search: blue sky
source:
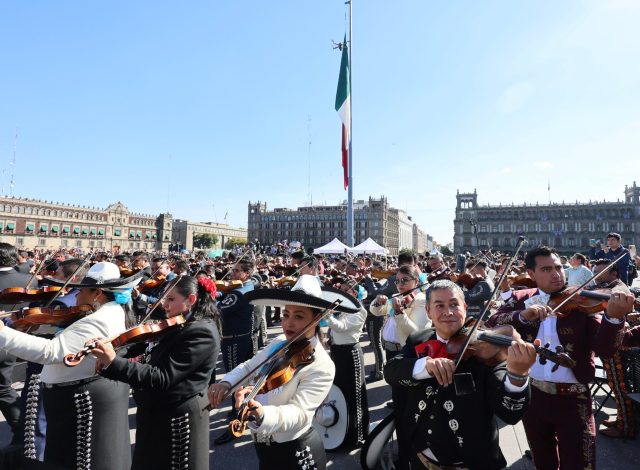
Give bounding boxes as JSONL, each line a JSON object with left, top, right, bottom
{"left": 1, "top": 1, "right": 639, "bottom": 245}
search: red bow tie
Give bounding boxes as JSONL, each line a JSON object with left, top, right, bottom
{"left": 415, "top": 339, "right": 449, "bottom": 359}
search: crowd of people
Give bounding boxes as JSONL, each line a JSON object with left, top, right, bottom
{"left": 0, "top": 232, "right": 638, "bottom": 469}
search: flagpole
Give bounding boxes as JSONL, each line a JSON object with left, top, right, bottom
{"left": 346, "top": 0, "right": 354, "bottom": 247}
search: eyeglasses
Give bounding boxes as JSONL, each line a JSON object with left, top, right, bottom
{"left": 395, "top": 277, "right": 416, "bottom": 286}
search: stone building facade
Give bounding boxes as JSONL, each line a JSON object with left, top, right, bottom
{"left": 247, "top": 197, "right": 430, "bottom": 255}
{"left": 0, "top": 197, "right": 174, "bottom": 252}
{"left": 172, "top": 220, "right": 248, "bottom": 251}
{"left": 453, "top": 182, "right": 640, "bottom": 255}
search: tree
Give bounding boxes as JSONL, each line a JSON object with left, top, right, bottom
{"left": 193, "top": 233, "right": 219, "bottom": 249}
{"left": 225, "top": 237, "right": 248, "bottom": 249}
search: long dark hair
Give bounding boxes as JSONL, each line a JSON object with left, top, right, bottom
{"left": 174, "top": 276, "right": 221, "bottom": 331}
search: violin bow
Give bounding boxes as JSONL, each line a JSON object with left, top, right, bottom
{"left": 546, "top": 250, "right": 630, "bottom": 317}
{"left": 452, "top": 236, "right": 528, "bottom": 369}
{"left": 138, "top": 274, "right": 184, "bottom": 324}
{"left": 43, "top": 252, "right": 93, "bottom": 308}
{"left": 204, "top": 299, "right": 342, "bottom": 411}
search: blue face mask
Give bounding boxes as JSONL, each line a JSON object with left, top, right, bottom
{"left": 113, "top": 288, "right": 133, "bottom": 305}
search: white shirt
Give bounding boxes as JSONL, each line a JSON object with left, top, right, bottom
{"left": 326, "top": 306, "right": 366, "bottom": 345}
{"left": 565, "top": 265, "right": 594, "bottom": 288}
{"left": 223, "top": 335, "right": 335, "bottom": 443}
{"left": 522, "top": 290, "right": 579, "bottom": 383}
{"left": 0, "top": 302, "right": 127, "bottom": 384}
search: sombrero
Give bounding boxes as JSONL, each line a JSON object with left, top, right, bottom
{"left": 244, "top": 274, "right": 361, "bottom": 314}
{"left": 42, "top": 261, "right": 144, "bottom": 291}
{"left": 312, "top": 384, "right": 349, "bottom": 451}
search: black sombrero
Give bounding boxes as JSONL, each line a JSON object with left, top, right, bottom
{"left": 42, "top": 261, "right": 144, "bottom": 291}
{"left": 244, "top": 274, "right": 361, "bottom": 314}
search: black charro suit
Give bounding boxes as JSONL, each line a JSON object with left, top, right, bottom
{"left": 101, "top": 317, "right": 219, "bottom": 470}
{"left": 0, "top": 267, "right": 35, "bottom": 438}
{"left": 384, "top": 328, "right": 530, "bottom": 470}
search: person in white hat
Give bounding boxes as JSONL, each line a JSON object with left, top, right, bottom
{"left": 208, "top": 274, "right": 361, "bottom": 470}
{"left": 0, "top": 261, "right": 141, "bottom": 470}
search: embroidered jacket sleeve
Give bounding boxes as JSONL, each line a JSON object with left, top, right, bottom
{"left": 369, "top": 300, "right": 390, "bottom": 317}
{"left": 395, "top": 296, "right": 428, "bottom": 337}
{"left": 101, "top": 322, "right": 216, "bottom": 392}
{"left": 464, "top": 280, "right": 494, "bottom": 305}
{"left": 383, "top": 333, "right": 424, "bottom": 388}
{"left": 363, "top": 275, "right": 397, "bottom": 298}
{"left": 485, "top": 362, "right": 530, "bottom": 425}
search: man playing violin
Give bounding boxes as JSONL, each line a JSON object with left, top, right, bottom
{"left": 486, "top": 246, "right": 628, "bottom": 470}
{"left": 213, "top": 258, "right": 257, "bottom": 445}
{"left": 132, "top": 257, "right": 174, "bottom": 319}
{"left": 384, "top": 279, "right": 537, "bottom": 470}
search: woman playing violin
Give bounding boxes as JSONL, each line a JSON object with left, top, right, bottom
{"left": 208, "top": 275, "right": 361, "bottom": 470}
{"left": 89, "top": 275, "right": 220, "bottom": 470}
{"left": 0, "top": 262, "right": 140, "bottom": 470}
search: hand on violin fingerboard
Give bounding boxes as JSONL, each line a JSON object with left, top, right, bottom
{"left": 521, "top": 304, "right": 551, "bottom": 322}
{"left": 425, "top": 358, "right": 455, "bottom": 386}
{"left": 606, "top": 291, "right": 636, "bottom": 319}
{"left": 506, "top": 339, "right": 538, "bottom": 378}
{"left": 88, "top": 339, "right": 116, "bottom": 371}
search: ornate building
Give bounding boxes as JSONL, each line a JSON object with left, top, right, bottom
{"left": 0, "top": 197, "right": 173, "bottom": 251}
{"left": 171, "top": 220, "right": 247, "bottom": 251}
{"left": 453, "top": 183, "right": 640, "bottom": 255}
{"left": 247, "top": 197, "right": 430, "bottom": 255}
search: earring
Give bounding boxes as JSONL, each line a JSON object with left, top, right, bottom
{"left": 92, "top": 298, "right": 101, "bottom": 310}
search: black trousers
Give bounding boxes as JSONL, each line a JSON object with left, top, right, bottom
{"left": 366, "top": 314, "right": 384, "bottom": 375}
{"left": 0, "top": 350, "right": 20, "bottom": 438}
{"left": 42, "top": 377, "right": 131, "bottom": 470}
{"left": 330, "top": 343, "right": 369, "bottom": 448}
{"left": 133, "top": 392, "right": 210, "bottom": 470}
{"left": 221, "top": 337, "right": 253, "bottom": 411}
{"left": 255, "top": 427, "right": 327, "bottom": 470}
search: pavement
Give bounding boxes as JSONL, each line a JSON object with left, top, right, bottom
{"left": 0, "top": 324, "right": 638, "bottom": 469}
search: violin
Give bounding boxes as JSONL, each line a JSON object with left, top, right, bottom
{"left": 215, "top": 280, "right": 244, "bottom": 293}
{"left": 118, "top": 266, "right": 141, "bottom": 277}
{"left": 0, "top": 286, "right": 67, "bottom": 304}
{"left": 371, "top": 268, "right": 395, "bottom": 280}
{"left": 0, "top": 305, "right": 95, "bottom": 332}
{"left": 507, "top": 273, "right": 537, "bottom": 289}
{"left": 229, "top": 340, "right": 315, "bottom": 437}
{"left": 138, "top": 275, "right": 166, "bottom": 292}
{"left": 452, "top": 272, "right": 484, "bottom": 290}
{"left": 427, "top": 266, "right": 450, "bottom": 283}
{"left": 276, "top": 276, "right": 297, "bottom": 287}
{"left": 546, "top": 286, "right": 612, "bottom": 317}
{"left": 63, "top": 315, "right": 187, "bottom": 367}
{"left": 445, "top": 319, "right": 576, "bottom": 370}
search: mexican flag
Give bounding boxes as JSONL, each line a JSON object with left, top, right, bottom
{"left": 335, "top": 38, "right": 350, "bottom": 190}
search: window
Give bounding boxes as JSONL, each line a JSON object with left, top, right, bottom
{"left": 62, "top": 226, "right": 70, "bottom": 234}
{"left": 26, "top": 223, "right": 35, "bottom": 232}
{"left": 51, "top": 226, "right": 59, "bottom": 234}
{"left": 73, "top": 227, "right": 80, "bottom": 234}
{"left": 81, "top": 228, "right": 89, "bottom": 235}
{"left": 114, "top": 229, "right": 122, "bottom": 236}
{"left": 39, "top": 225, "right": 47, "bottom": 233}
{"left": 98, "top": 228, "right": 105, "bottom": 236}
{"left": 39, "top": 238, "right": 46, "bottom": 245}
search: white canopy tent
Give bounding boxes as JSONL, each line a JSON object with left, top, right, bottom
{"left": 348, "top": 237, "right": 387, "bottom": 255}
{"left": 313, "top": 238, "right": 351, "bottom": 254}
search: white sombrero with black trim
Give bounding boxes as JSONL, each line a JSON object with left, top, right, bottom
{"left": 244, "top": 274, "right": 361, "bottom": 314}
{"left": 42, "top": 261, "right": 144, "bottom": 291}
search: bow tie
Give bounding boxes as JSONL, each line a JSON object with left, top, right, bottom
{"left": 415, "top": 339, "right": 449, "bottom": 359}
